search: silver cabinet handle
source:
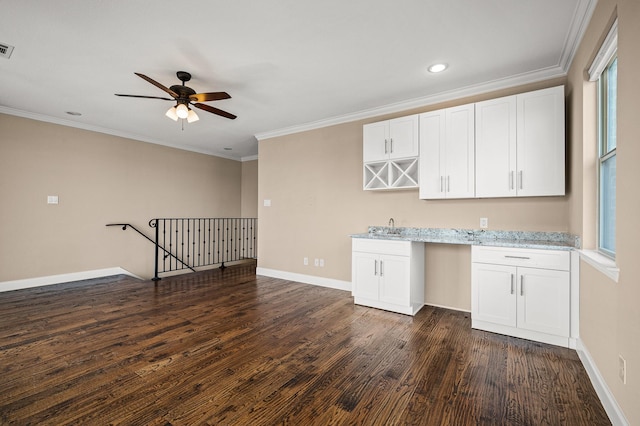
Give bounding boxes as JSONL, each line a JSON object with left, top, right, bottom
{"left": 390, "top": 138, "right": 393, "bottom": 153}
{"left": 510, "top": 171, "right": 514, "bottom": 190}
{"left": 504, "top": 255, "right": 530, "bottom": 260}
{"left": 374, "top": 260, "right": 378, "bottom": 276}
{"left": 447, "top": 176, "right": 450, "bottom": 192}
{"left": 440, "top": 176, "right": 444, "bottom": 193}
{"left": 520, "top": 275, "right": 524, "bottom": 296}
{"left": 384, "top": 139, "right": 388, "bottom": 154}
{"left": 519, "top": 170, "right": 523, "bottom": 190}
{"left": 510, "top": 274, "right": 514, "bottom": 294}
{"left": 380, "top": 260, "right": 384, "bottom": 277}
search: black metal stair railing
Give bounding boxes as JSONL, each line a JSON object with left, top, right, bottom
{"left": 107, "top": 218, "right": 257, "bottom": 281}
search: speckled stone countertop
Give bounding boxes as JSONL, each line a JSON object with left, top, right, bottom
{"left": 351, "top": 227, "right": 580, "bottom": 251}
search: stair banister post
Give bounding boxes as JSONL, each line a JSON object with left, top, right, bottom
{"left": 150, "top": 219, "right": 161, "bottom": 282}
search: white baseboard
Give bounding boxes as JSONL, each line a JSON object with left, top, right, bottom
{"left": 576, "top": 338, "right": 629, "bottom": 426}
{"left": 0, "top": 267, "right": 143, "bottom": 293}
{"left": 425, "top": 302, "right": 471, "bottom": 313}
{"left": 256, "top": 267, "right": 351, "bottom": 292}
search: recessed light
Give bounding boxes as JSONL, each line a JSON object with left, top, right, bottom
{"left": 66, "top": 111, "right": 82, "bottom": 116}
{"left": 428, "top": 63, "right": 448, "bottom": 73}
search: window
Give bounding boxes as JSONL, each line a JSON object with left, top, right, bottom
{"left": 589, "top": 19, "right": 618, "bottom": 258}
{"left": 598, "top": 56, "right": 617, "bottom": 257}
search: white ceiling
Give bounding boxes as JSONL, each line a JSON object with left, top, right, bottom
{"left": 0, "top": 0, "right": 594, "bottom": 161}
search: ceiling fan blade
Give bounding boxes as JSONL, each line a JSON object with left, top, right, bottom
{"left": 189, "top": 92, "right": 231, "bottom": 102}
{"left": 194, "top": 103, "right": 237, "bottom": 120}
{"left": 115, "top": 94, "right": 174, "bottom": 101}
{"left": 134, "top": 72, "right": 179, "bottom": 98}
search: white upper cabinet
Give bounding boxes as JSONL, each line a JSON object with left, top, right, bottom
{"left": 363, "top": 115, "right": 419, "bottom": 190}
{"left": 363, "top": 115, "right": 419, "bottom": 163}
{"left": 419, "top": 104, "right": 475, "bottom": 199}
{"left": 475, "top": 86, "right": 565, "bottom": 198}
{"left": 475, "top": 96, "right": 517, "bottom": 197}
{"left": 516, "top": 86, "right": 565, "bottom": 197}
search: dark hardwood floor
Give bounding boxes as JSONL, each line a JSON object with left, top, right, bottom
{"left": 0, "top": 262, "right": 610, "bottom": 425}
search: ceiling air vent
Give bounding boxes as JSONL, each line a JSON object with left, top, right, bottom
{"left": 0, "top": 43, "right": 15, "bottom": 59}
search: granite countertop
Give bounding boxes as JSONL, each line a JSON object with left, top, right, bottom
{"left": 351, "top": 227, "right": 580, "bottom": 251}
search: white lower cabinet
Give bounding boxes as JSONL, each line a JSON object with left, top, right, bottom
{"left": 471, "top": 246, "right": 570, "bottom": 347}
{"left": 352, "top": 239, "right": 424, "bottom": 315}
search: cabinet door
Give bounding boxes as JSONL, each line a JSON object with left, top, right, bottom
{"left": 363, "top": 121, "right": 389, "bottom": 163}
{"left": 516, "top": 86, "right": 565, "bottom": 196}
{"left": 475, "top": 96, "right": 517, "bottom": 198}
{"left": 379, "top": 254, "right": 411, "bottom": 307}
{"left": 517, "top": 267, "right": 570, "bottom": 337}
{"left": 388, "top": 115, "right": 419, "bottom": 160}
{"left": 445, "top": 104, "right": 475, "bottom": 198}
{"left": 418, "top": 110, "right": 445, "bottom": 199}
{"left": 472, "top": 263, "right": 517, "bottom": 327}
{"left": 352, "top": 252, "right": 379, "bottom": 300}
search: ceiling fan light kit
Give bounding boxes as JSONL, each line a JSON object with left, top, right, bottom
{"left": 165, "top": 106, "right": 179, "bottom": 121}
{"left": 116, "top": 71, "right": 236, "bottom": 124}
{"left": 187, "top": 109, "right": 199, "bottom": 123}
{"left": 176, "top": 103, "right": 189, "bottom": 119}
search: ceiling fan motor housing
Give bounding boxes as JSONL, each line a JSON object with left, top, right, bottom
{"left": 170, "top": 85, "right": 197, "bottom": 102}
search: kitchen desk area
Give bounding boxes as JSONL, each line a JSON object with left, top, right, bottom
{"left": 351, "top": 226, "right": 581, "bottom": 348}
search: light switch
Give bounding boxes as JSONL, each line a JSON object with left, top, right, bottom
{"left": 47, "top": 195, "right": 59, "bottom": 205}
{"left": 263, "top": 199, "right": 271, "bottom": 207}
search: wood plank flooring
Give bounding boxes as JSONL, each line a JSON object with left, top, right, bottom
{"left": 0, "top": 262, "right": 610, "bottom": 425}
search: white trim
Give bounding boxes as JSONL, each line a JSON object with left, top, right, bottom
{"left": 576, "top": 338, "right": 629, "bottom": 426}
{"left": 0, "top": 107, "right": 242, "bottom": 162}
{"left": 559, "top": 0, "right": 599, "bottom": 72}
{"left": 425, "top": 302, "right": 470, "bottom": 314}
{"left": 588, "top": 19, "right": 618, "bottom": 81}
{"left": 255, "top": 66, "right": 566, "bottom": 141}
{"left": 578, "top": 250, "right": 619, "bottom": 282}
{"left": 256, "top": 267, "right": 351, "bottom": 292}
{"left": 0, "top": 267, "right": 143, "bottom": 293}
{"left": 241, "top": 154, "right": 258, "bottom": 162}
{"left": 570, "top": 251, "right": 580, "bottom": 345}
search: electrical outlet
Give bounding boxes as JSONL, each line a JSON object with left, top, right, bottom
{"left": 314, "top": 258, "right": 319, "bottom": 267}
{"left": 303, "top": 257, "right": 308, "bottom": 266}
{"left": 319, "top": 259, "right": 325, "bottom": 267}
{"left": 619, "top": 355, "right": 627, "bottom": 384}
{"left": 480, "top": 217, "right": 488, "bottom": 229}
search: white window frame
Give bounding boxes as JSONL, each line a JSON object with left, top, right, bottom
{"left": 588, "top": 19, "right": 617, "bottom": 259}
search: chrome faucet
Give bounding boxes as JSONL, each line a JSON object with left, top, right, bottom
{"left": 388, "top": 218, "right": 395, "bottom": 228}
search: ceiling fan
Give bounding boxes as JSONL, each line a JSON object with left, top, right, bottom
{"left": 115, "top": 71, "right": 236, "bottom": 123}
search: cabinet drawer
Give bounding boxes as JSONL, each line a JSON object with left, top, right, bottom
{"left": 472, "top": 246, "right": 570, "bottom": 271}
{"left": 352, "top": 238, "right": 411, "bottom": 256}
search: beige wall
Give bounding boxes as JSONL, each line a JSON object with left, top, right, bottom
{"left": 0, "top": 114, "right": 243, "bottom": 282}
{"left": 567, "top": 0, "right": 640, "bottom": 423}
{"left": 241, "top": 159, "right": 258, "bottom": 218}
{"left": 258, "top": 77, "right": 568, "bottom": 312}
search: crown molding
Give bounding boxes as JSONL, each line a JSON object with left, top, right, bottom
{"left": 0, "top": 106, "right": 242, "bottom": 161}
{"left": 559, "top": 0, "right": 598, "bottom": 72}
{"left": 255, "top": 65, "right": 566, "bottom": 141}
